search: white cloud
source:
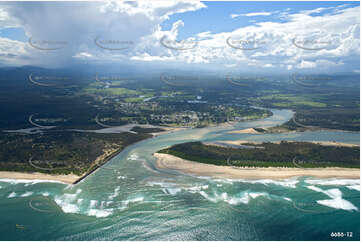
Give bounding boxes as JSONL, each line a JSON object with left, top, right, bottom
{"left": 299, "top": 7, "right": 334, "bottom": 16}
{"left": 231, "top": 11, "right": 273, "bottom": 19}
{"left": 0, "top": 7, "right": 19, "bottom": 28}
{"left": 0, "top": 1, "right": 359, "bottom": 74}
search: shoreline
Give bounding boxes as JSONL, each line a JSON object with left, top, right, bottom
{"left": 0, "top": 171, "right": 80, "bottom": 184}
{"left": 154, "top": 153, "right": 360, "bottom": 180}
{"left": 209, "top": 140, "right": 360, "bottom": 148}
{"left": 74, "top": 126, "right": 189, "bottom": 184}
{"left": 228, "top": 128, "right": 261, "bottom": 134}
{"left": 0, "top": 126, "right": 186, "bottom": 185}
{"left": 1, "top": 116, "right": 358, "bottom": 183}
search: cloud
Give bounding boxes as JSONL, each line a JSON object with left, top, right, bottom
{"left": 231, "top": 11, "right": 274, "bottom": 19}
{"left": 0, "top": 0, "right": 206, "bottom": 67}
{"left": 0, "top": 1, "right": 359, "bottom": 74}
{"left": 0, "top": 7, "right": 19, "bottom": 28}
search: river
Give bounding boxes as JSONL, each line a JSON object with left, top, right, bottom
{"left": 0, "top": 108, "right": 359, "bottom": 240}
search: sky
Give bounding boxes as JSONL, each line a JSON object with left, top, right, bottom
{"left": 0, "top": 0, "right": 359, "bottom": 74}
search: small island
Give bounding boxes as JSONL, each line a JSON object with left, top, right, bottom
{"left": 155, "top": 141, "right": 360, "bottom": 179}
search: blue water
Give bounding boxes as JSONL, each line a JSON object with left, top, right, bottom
{"left": 0, "top": 109, "right": 359, "bottom": 241}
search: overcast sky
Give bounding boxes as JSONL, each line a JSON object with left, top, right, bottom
{"left": 0, "top": 1, "right": 359, "bottom": 74}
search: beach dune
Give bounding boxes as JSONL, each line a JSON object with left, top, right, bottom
{"left": 0, "top": 171, "right": 80, "bottom": 184}
{"left": 154, "top": 153, "right": 360, "bottom": 179}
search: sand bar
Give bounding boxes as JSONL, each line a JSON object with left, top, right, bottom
{"left": 213, "top": 140, "right": 359, "bottom": 147}
{"left": 228, "top": 128, "right": 260, "bottom": 134}
{"left": 0, "top": 171, "right": 80, "bottom": 184}
{"left": 154, "top": 153, "right": 360, "bottom": 179}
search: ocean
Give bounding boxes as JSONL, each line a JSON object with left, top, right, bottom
{"left": 0, "top": 109, "right": 359, "bottom": 241}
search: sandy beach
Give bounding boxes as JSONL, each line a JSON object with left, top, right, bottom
{"left": 154, "top": 153, "right": 360, "bottom": 179}
{"left": 228, "top": 128, "right": 261, "bottom": 134}
{"left": 213, "top": 140, "right": 360, "bottom": 147}
{"left": 151, "top": 127, "right": 187, "bottom": 137}
{"left": 0, "top": 171, "right": 81, "bottom": 184}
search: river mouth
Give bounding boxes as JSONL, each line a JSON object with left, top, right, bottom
{"left": 0, "top": 108, "right": 359, "bottom": 240}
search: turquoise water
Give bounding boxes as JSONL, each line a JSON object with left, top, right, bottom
{"left": 0, "top": 109, "right": 359, "bottom": 241}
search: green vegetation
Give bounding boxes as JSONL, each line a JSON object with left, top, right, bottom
{"left": 158, "top": 141, "right": 360, "bottom": 168}
{"left": 253, "top": 77, "right": 359, "bottom": 131}
{"left": 0, "top": 131, "right": 151, "bottom": 175}
{"left": 0, "top": 67, "right": 359, "bottom": 177}
{"left": 259, "top": 94, "right": 327, "bottom": 108}
{"left": 130, "top": 126, "right": 165, "bottom": 134}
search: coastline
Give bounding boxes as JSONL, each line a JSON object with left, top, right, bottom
{"left": 1, "top": 118, "right": 358, "bottom": 184}
{"left": 0, "top": 126, "right": 185, "bottom": 185}
{"left": 0, "top": 171, "right": 80, "bottom": 184}
{"left": 154, "top": 153, "right": 360, "bottom": 180}
{"left": 211, "top": 140, "right": 360, "bottom": 148}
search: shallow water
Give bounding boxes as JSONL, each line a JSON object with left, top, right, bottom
{"left": 0, "top": 109, "right": 359, "bottom": 241}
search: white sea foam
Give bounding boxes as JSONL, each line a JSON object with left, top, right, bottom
{"left": 149, "top": 181, "right": 210, "bottom": 196}
{"left": 317, "top": 198, "right": 358, "bottom": 211}
{"left": 199, "top": 191, "right": 218, "bottom": 203}
{"left": 108, "top": 186, "right": 120, "bottom": 200}
{"left": 305, "top": 178, "right": 360, "bottom": 186}
{"left": 87, "top": 208, "right": 113, "bottom": 218}
{"left": 63, "top": 184, "right": 73, "bottom": 190}
{"left": 162, "top": 188, "right": 182, "bottom": 195}
{"left": 7, "top": 192, "right": 16, "bottom": 198}
{"left": 117, "top": 175, "right": 127, "bottom": 179}
{"left": 199, "top": 191, "right": 268, "bottom": 205}
{"left": 185, "top": 185, "right": 209, "bottom": 193}
{"left": 127, "top": 154, "right": 139, "bottom": 161}
{"left": 54, "top": 189, "right": 83, "bottom": 213}
{"left": 306, "top": 185, "right": 323, "bottom": 193}
{"left": 0, "top": 178, "right": 66, "bottom": 185}
{"left": 147, "top": 181, "right": 177, "bottom": 187}
{"left": 42, "top": 192, "right": 50, "bottom": 197}
{"left": 55, "top": 196, "right": 115, "bottom": 218}
{"left": 212, "top": 178, "right": 234, "bottom": 184}
{"left": 306, "top": 186, "right": 358, "bottom": 211}
{"left": 249, "top": 192, "right": 267, "bottom": 199}
{"left": 62, "top": 193, "right": 78, "bottom": 202}
{"left": 100, "top": 201, "right": 106, "bottom": 209}
{"left": 89, "top": 200, "right": 98, "bottom": 209}
{"left": 148, "top": 181, "right": 181, "bottom": 193}
{"left": 346, "top": 185, "right": 360, "bottom": 191}
{"left": 283, "top": 197, "right": 292, "bottom": 202}
{"left": 20, "top": 191, "right": 33, "bottom": 197}
{"left": 54, "top": 198, "right": 79, "bottom": 213}
{"left": 239, "top": 178, "right": 299, "bottom": 188}
{"left": 213, "top": 177, "right": 299, "bottom": 188}
{"left": 122, "top": 196, "right": 144, "bottom": 206}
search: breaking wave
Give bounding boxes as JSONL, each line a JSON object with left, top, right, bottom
{"left": 306, "top": 186, "right": 358, "bottom": 211}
